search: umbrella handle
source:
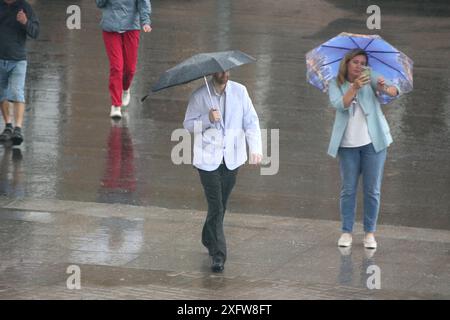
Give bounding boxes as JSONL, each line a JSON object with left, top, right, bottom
{"left": 204, "top": 76, "right": 215, "bottom": 110}
{"left": 204, "top": 76, "right": 223, "bottom": 130}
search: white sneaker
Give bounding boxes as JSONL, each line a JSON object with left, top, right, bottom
{"left": 363, "top": 234, "right": 377, "bottom": 249}
{"left": 122, "top": 89, "right": 131, "bottom": 107}
{"left": 110, "top": 105, "right": 122, "bottom": 119}
{"left": 338, "top": 233, "right": 352, "bottom": 247}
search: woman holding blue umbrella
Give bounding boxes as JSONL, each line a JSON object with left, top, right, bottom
{"left": 328, "top": 49, "right": 400, "bottom": 249}
{"left": 307, "top": 32, "right": 412, "bottom": 249}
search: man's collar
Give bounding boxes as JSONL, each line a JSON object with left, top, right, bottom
{"left": 211, "top": 80, "right": 227, "bottom": 96}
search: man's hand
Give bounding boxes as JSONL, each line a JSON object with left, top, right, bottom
{"left": 143, "top": 24, "right": 152, "bottom": 33}
{"left": 209, "top": 108, "right": 221, "bottom": 123}
{"left": 249, "top": 153, "right": 262, "bottom": 166}
{"left": 17, "top": 9, "right": 28, "bottom": 25}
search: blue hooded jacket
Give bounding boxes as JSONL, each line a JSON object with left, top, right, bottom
{"left": 95, "top": 0, "right": 151, "bottom": 32}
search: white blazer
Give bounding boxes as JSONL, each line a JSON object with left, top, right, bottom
{"left": 183, "top": 80, "right": 262, "bottom": 171}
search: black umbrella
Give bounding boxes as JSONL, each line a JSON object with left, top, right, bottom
{"left": 142, "top": 50, "right": 256, "bottom": 102}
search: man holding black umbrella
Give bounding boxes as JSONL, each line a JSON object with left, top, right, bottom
{"left": 183, "top": 71, "right": 262, "bottom": 272}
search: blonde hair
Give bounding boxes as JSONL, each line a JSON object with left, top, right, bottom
{"left": 337, "top": 49, "right": 369, "bottom": 86}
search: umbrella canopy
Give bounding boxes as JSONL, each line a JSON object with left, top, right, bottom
{"left": 306, "top": 32, "right": 413, "bottom": 103}
{"left": 151, "top": 50, "right": 256, "bottom": 92}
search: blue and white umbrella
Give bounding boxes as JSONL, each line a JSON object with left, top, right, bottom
{"left": 306, "top": 32, "right": 413, "bottom": 103}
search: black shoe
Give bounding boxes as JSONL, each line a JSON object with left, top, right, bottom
{"left": 211, "top": 255, "right": 224, "bottom": 273}
{"left": 0, "top": 127, "right": 13, "bottom": 142}
{"left": 11, "top": 128, "right": 23, "bottom": 146}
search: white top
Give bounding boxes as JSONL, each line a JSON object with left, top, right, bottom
{"left": 211, "top": 82, "right": 226, "bottom": 124}
{"left": 340, "top": 99, "right": 372, "bottom": 148}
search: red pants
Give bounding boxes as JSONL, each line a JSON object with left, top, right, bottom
{"left": 102, "top": 30, "right": 140, "bottom": 107}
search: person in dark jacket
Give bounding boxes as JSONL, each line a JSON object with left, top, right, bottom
{"left": 96, "top": 0, "right": 152, "bottom": 119}
{"left": 0, "top": 0, "right": 39, "bottom": 145}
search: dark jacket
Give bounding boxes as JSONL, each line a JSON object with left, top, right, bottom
{"left": 0, "top": 0, "right": 40, "bottom": 61}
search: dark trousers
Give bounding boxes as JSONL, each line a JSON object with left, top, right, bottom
{"left": 198, "top": 164, "right": 239, "bottom": 261}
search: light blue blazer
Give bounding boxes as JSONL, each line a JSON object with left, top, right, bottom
{"left": 327, "top": 71, "right": 400, "bottom": 158}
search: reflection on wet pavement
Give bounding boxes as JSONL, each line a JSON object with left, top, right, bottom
{"left": 0, "top": 199, "right": 448, "bottom": 299}
{"left": 98, "top": 117, "right": 138, "bottom": 205}
{"left": 0, "top": 148, "right": 24, "bottom": 198}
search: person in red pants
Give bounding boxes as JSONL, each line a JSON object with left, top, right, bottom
{"left": 96, "top": 0, "right": 152, "bottom": 119}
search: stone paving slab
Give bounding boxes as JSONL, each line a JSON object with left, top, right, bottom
{"left": 0, "top": 197, "right": 449, "bottom": 300}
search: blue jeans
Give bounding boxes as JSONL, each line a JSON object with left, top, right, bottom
{"left": 0, "top": 59, "right": 27, "bottom": 103}
{"left": 338, "top": 143, "right": 387, "bottom": 233}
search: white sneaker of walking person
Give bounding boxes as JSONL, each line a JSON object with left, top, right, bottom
{"left": 110, "top": 105, "right": 122, "bottom": 119}
{"left": 122, "top": 89, "right": 131, "bottom": 107}
{"left": 338, "top": 233, "right": 352, "bottom": 247}
{"left": 363, "top": 234, "right": 377, "bottom": 249}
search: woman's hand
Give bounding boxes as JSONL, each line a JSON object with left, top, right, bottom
{"left": 143, "top": 24, "right": 152, "bottom": 33}
{"left": 377, "top": 76, "right": 398, "bottom": 97}
{"left": 377, "top": 77, "right": 386, "bottom": 92}
{"left": 353, "top": 74, "right": 370, "bottom": 90}
{"left": 343, "top": 74, "right": 369, "bottom": 108}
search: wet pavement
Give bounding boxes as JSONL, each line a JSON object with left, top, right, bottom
{"left": 0, "top": 0, "right": 449, "bottom": 299}
{"left": 0, "top": 198, "right": 449, "bottom": 299}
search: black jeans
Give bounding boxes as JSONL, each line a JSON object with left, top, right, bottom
{"left": 198, "top": 164, "right": 239, "bottom": 262}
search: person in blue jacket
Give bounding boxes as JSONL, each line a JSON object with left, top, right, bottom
{"left": 328, "top": 49, "right": 400, "bottom": 250}
{"left": 96, "top": 0, "right": 152, "bottom": 119}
